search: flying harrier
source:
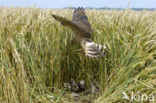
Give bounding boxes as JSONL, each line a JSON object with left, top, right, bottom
{"left": 52, "top": 7, "right": 107, "bottom": 58}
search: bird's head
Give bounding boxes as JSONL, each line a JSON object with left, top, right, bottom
{"left": 78, "top": 80, "right": 86, "bottom": 89}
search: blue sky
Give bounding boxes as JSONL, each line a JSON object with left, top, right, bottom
{"left": 0, "top": 0, "right": 156, "bottom": 8}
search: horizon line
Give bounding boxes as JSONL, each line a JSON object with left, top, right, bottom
{"left": 0, "top": 5, "right": 156, "bottom": 9}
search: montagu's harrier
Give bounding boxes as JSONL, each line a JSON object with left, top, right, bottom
{"left": 52, "top": 7, "right": 107, "bottom": 58}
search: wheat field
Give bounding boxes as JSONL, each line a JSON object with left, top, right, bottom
{"left": 0, "top": 7, "right": 156, "bottom": 103}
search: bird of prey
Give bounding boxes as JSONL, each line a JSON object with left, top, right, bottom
{"left": 52, "top": 7, "right": 107, "bottom": 58}
{"left": 63, "top": 79, "right": 86, "bottom": 93}
{"left": 69, "top": 79, "right": 80, "bottom": 93}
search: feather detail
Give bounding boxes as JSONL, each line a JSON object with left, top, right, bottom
{"left": 81, "top": 40, "right": 107, "bottom": 58}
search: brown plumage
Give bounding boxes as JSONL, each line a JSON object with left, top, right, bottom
{"left": 51, "top": 8, "right": 92, "bottom": 40}
{"left": 52, "top": 7, "right": 107, "bottom": 58}
{"left": 72, "top": 7, "right": 93, "bottom": 38}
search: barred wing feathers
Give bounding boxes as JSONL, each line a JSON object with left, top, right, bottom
{"left": 81, "top": 41, "right": 107, "bottom": 58}
{"left": 51, "top": 14, "right": 91, "bottom": 38}
{"left": 72, "top": 7, "right": 93, "bottom": 37}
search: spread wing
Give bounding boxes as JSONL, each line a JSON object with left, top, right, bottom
{"left": 52, "top": 14, "right": 91, "bottom": 38}
{"left": 72, "top": 7, "right": 93, "bottom": 37}
{"left": 51, "top": 7, "right": 92, "bottom": 38}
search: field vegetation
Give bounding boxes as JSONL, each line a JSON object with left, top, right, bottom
{"left": 0, "top": 7, "right": 156, "bottom": 103}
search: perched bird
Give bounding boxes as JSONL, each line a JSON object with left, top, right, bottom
{"left": 69, "top": 79, "right": 86, "bottom": 93}
{"left": 63, "top": 83, "right": 71, "bottom": 90}
{"left": 78, "top": 80, "right": 86, "bottom": 92}
{"left": 69, "top": 79, "right": 85, "bottom": 103}
{"left": 52, "top": 7, "right": 107, "bottom": 58}
{"left": 69, "top": 79, "right": 80, "bottom": 93}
